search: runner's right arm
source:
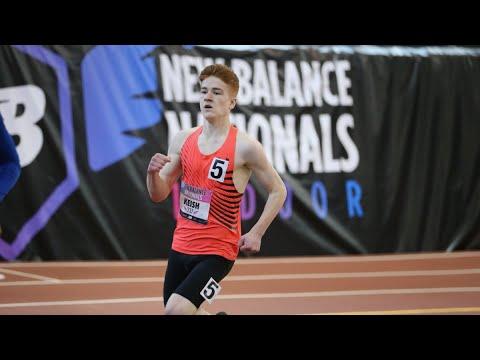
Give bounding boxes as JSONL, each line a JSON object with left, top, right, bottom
{"left": 146, "top": 130, "right": 190, "bottom": 203}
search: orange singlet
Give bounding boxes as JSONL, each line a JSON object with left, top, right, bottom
{"left": 172, "top": 124, "right": 243, "bottom": 260}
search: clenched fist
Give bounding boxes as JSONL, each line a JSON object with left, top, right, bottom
{"left": 238, "top": 231, "right": 262, "bottom": 256}
{"left": 147, "top": 153, "right": 171, "bottom": 174}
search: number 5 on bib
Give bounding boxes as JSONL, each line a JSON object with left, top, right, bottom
{"left": 200, "top": 277, "right": 222, "bottom": 304}
{"left": 208, "top": 157, "right": 229, "bottom": 182}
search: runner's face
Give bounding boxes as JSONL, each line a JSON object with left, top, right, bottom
{"left": 200, "top": 76, "right": 235, "bottom": 121}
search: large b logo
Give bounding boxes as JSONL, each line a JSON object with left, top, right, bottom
{"left": 0, "top": 84, "right": 46, "bottom": 167}
{"left": 0, "top": 45, "right": 78, "bottom": 261}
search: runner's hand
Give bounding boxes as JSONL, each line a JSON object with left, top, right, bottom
{"left": 239, "top": 232, "right": 262, "bottom": 255}
{"left": 148, "top": 153, "right": 171, "bottom": 174}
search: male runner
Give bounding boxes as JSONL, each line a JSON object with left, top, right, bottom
{"left": 147, "top": 64, "right": 287, "bottom": 315}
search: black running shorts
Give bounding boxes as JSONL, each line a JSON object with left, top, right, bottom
{"left": 163, "top": 249, "right": 235, "bottom": 308}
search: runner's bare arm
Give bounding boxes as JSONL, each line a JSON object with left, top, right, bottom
{"left": 239, "top": 137, "right": 287, "bottom": 253}
{"left": 146, "top": 130, "right": 191, "bottom": 203}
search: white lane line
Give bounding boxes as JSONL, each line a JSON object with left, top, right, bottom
{"left": 227, "top": 268, "right": 480, "bottom": 280}
{"left": 0, "top": 251, "right": 479, "bottom": 267}
{"left": 0, "top": 277, "right": 165, "bottom": 286}
{"left": 2, "top": 268, "right": 480, "bottom": 286}
{"left": 235, "top": 251, "right": 480, "bottom": 264}
{"left": 0, "top": 268, "right": 60, "bottom": 283}
{"left": 1, "top": 287, "right": 480, "bottom": 308}
{"left": 0, "top": 297, "right": 164, "bottom": 308}
{"left": 308, "top": 307, "right": 480, "bottom": 315}
{"left": 0, "top": 261, "right": 168, "bottom": 268}
{"left": 217, "top": 287, "right": 480, "bottom": 299}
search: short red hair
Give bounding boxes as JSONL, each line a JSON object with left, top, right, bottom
{"left": 199, "top": 64, "right": 239, "bottom": 98}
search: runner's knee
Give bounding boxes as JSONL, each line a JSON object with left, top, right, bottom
{"left": 164, "top": 293, "right": 197, "bottom": 315}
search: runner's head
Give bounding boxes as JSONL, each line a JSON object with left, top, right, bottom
{"left": 199, "top": 64, "right": 238, "bottom": 120}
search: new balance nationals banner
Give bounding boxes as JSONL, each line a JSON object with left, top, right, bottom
{"left": 1, "top": 45, "right": 480, "bottom": 261}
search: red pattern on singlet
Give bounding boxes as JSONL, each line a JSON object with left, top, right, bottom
{"left": 172, "top": 125, "right": 242, "bottom": 260}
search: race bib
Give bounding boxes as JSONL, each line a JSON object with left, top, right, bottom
{"left": 208, "top": 157, "right": 229, "bottom": 182}
{"left": 179, "top": 182, "right": 213, "bottom": 224}
{"left": 200, "top": 277, "right": 222, "bottom": 304}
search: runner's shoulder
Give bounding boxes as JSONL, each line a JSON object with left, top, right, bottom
{"left": 171, "top": 127, "right": 200, "bottom": 150}
{"left": 235, "top": 129, "right": 263, "bottom": 156}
